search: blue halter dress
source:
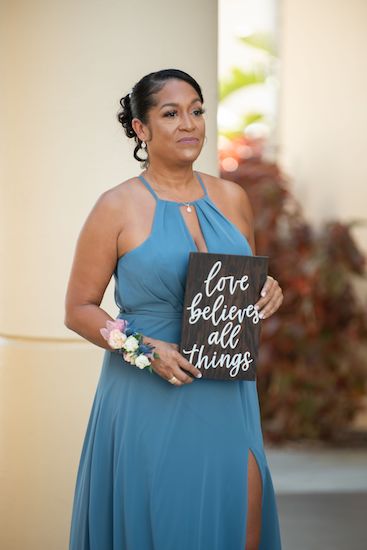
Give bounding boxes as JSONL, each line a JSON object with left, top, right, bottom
{"left": 69, "top": 171, "right": 282, "bottom": 549}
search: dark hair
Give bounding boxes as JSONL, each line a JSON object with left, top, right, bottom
{"left": 117, "top": 68, "right": 204, "bottom": 168}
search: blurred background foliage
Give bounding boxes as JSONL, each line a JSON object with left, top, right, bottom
{"left": 220, "top": 148, "right": 367, "bottom": 444}
{"left": 219, "top": 32, "right": 367, "bottom": 445}
{"left": 218, "top": 30, "right": 277, "bottom": 145}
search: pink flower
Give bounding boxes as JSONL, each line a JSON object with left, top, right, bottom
{"left": 99, "top": 318, "right": 154, "bottom": 372}
{"left": 100, "top": 319, "right": 128, "bottom": 341}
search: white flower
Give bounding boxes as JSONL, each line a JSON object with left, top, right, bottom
{"left": 135, "top": 354, "right": 151, "bottom": 369}
{"left": 123, "top": 335, "right": 139, "bottom": 352}
{"left": 108, "top": 329, "right": 127, "bottom": 349}
{"left": 123, "top": 352, "right": 136, "bottom": 365}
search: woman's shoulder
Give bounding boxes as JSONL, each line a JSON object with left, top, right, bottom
{"left": 81, "top": 177, "right": 142, "bottom": 235}
{"left": 200, "top": 171, "right": 251, "bottom": 206}
{"left": 93, "top": 176, "right": 143, "bottom": 212}
{"left": 200, "top": 171, "right": 254, "bottom": 248}
{"left": 100, "top": 175, "right": 141, "bottom": 200}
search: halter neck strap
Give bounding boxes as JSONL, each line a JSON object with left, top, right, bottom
{"left": 195, "top": 171, "right": 208, "bottom": 196}
{"left": 137, "top": 171, "right": 208, "bottom": 201}
{"left": 137, "top": 174, "right": 159, "bottom": 200}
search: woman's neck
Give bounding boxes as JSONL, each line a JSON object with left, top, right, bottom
{"left": 143, "top": 163, "right": 196, "bottom": 192}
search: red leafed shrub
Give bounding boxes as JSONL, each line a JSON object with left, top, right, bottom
{"left": 221, "top": 150, "right": 367, "bottom": 444}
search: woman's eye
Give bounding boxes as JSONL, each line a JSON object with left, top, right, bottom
{"left": 163, "top": 108, "right": 205, "bottom": 118}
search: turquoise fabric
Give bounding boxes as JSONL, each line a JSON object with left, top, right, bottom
{"left": 69, "top": 171, "right": 282, "bottom": 549}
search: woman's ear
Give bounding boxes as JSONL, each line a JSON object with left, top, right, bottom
{"left": 131, "top": 118, "right": 149, "bottom": 142}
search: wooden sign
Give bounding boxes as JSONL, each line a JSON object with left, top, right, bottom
{"left": 179, "top": 252, "right": 268, "bottom": 380}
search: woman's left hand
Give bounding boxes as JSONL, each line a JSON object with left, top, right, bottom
{"left": 255, "top": 275, "right": 283, "bottom": 319}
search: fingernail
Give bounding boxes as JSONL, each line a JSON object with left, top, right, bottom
{"left": 254, "top": 305, "right": 259, "bottom": 311}
{"left": 261, "top": 291, "right": 266, "bottom": 297}
{"left": 259, "top": 312, "right": 265, "bottom": 319}
{"left": 196, "top": 372, "right": 202, "bottom": 378}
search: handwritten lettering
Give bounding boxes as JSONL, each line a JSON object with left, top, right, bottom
{"left": 181, "top": 254, "right": 266, "bottom": 380}
{"left": 207, "top": 322, "right": 241, "bottom": 349}
{"left": 204, "top": 260, "right": 250, "bottom": 297}
{"left": 182, "top": 344, "right": 254, "bottom": 378}
{"left": 187, "top": 293, "right": 260, "bottom": 326}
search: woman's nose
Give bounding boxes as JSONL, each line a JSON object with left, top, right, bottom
{"left": 179, "top": 112, "right": 195, "bottom": 130}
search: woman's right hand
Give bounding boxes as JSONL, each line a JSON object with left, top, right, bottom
{"left": 144, "top": 337, "right": 202, "bottom": 385}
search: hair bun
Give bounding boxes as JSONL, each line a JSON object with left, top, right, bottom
{"left": 117, "top": 94, "right": 135, "bottom": 139}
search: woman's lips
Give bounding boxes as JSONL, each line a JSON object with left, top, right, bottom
{"left": 178, "top": 138, "right": 199, "bottom": 143}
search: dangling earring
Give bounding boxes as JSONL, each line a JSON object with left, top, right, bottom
{"left": 204, "top": 136, "right": 208, "bottom": 145}
{"left": 140, "top": 140, "right": 148, "bottom": 159}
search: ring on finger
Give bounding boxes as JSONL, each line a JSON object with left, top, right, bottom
{"left": 168, "top": 375, "right": 179, "bottom": 384}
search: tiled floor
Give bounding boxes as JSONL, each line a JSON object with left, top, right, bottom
{"left": 265, "top": 445, "right": 367, "bottom": 550}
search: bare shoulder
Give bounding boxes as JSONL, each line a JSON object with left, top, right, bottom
{"left": 199, "top": 172, "right": 253, "bottom": 217}
{"left": 199, "top": 171, "right": 255, "bottom": 252}
{"left": 97, "top": 176, "right": 140, "bottom": 209}
{"left": 89, "top": 176, "right": 143, "bottom": 225}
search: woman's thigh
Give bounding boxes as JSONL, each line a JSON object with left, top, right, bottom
{"left": 245, "top": 449, "right": 263, "bottom": 550}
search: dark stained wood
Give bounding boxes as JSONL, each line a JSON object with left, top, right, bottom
{"left": 179, "top": 252, "right": 268, "bottom": 380}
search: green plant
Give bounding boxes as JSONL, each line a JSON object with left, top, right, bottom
{"left": 221, "top": 150, "right": 367, "bottom": 443}
{"left": 219, "top": 31, "right": 276, "bottom": 141}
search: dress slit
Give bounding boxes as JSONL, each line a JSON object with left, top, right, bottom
{"left": 242, "top": 446, "right": 264, "bottom": 550}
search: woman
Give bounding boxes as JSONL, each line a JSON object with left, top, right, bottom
{"left": 65, "top": 68, "right": 283, "bottom": 550}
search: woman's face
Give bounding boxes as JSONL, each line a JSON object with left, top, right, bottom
{"left": 133, "top": 78, "right": 206, "bottom": 167}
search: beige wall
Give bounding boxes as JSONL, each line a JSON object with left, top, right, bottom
{"left": 277, "top": 0, "right": 367, "bottom": 430}
{"left": 278, "top": 0, "right": 367, "bottom": 253}
{"left": 0, "top": 1, "right": 218, "bottom": 548}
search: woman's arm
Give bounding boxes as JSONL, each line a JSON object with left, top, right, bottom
{"left": 64, "top": 190, "right": 123, "bottom": 351}
{"left": 64, "top": 187, "right": 202, "bottom": 383}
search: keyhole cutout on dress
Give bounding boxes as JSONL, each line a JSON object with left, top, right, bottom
{"left": 179, "top": 204, "right": 208, "bottom": 253}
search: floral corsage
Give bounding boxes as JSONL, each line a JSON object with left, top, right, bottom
{"left": 100, "top": 319, "right": 159, "bottom": 373}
